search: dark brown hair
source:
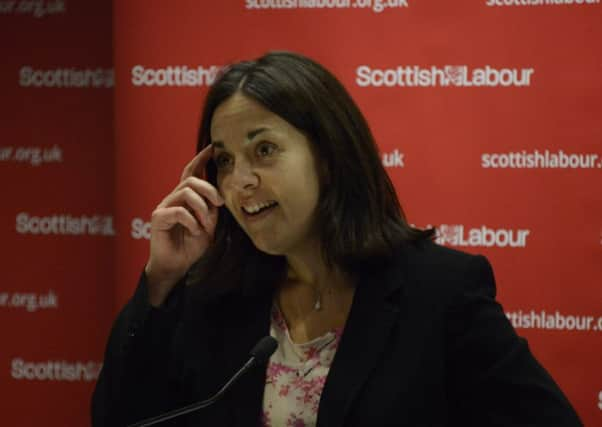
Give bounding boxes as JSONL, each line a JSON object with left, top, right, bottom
{"left": 189, "top": 51, "right": 434, "bottom": 298}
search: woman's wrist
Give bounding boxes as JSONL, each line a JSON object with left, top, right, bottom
{"left": 144, "top": 263, "right": 180, "bottom": 307}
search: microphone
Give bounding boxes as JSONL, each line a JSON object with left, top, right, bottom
{"left": 128, "top": 336, "right": 278, "bottom": 427}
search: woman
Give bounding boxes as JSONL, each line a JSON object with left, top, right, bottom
{"left": 91, "top": 51, "right": 582, "bottom": 426}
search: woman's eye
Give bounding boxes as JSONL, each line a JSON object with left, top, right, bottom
{"left": 214, "top": 154, "right": 232, "bottom": 169}
{"left": 257, "top": 142, "right": 276, "bottom": 157}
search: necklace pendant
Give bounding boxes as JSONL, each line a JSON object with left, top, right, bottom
{"left": 314, "top": 296, "right": 321, "bottom": 311}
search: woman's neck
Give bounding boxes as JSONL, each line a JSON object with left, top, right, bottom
{"left": 277, "top": 243, "right": 356, "bottom": 342}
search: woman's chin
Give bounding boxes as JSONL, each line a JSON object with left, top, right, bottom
{"left": 250, "top": 237, "right": 287, "bottom": 257}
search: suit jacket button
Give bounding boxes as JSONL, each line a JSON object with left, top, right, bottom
{"left": 127, "top": 323, "right": 138, "bottom": 337}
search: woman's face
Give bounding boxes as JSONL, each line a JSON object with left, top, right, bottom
{"left": 210, "top": 93, "right": 321, "bottom": 257}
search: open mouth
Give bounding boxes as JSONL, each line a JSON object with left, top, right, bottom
{"left": 242, "top": 201, "right": 278, "bottom": 217}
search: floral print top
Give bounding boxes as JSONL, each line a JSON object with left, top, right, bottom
{"left": 261, "top": 304, "right": 344, "bottom": 427}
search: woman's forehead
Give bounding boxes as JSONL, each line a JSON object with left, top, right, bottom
{"left": 210, "top": 95, "right": 289, "bottom": 142}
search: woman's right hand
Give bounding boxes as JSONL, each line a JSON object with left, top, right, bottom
{"left": 144, "top": 145, "right": 224, "bottom": 306}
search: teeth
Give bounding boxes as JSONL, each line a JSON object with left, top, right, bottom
{"left": 242, "top": 201, "right": 277, "bottom": 214}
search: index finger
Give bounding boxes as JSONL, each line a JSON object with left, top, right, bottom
{"left": 180, "top": 144, "right": 213, "bottom": 182}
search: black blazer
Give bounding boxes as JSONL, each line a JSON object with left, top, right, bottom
{"left": 91, "top": 240, "right": 582, "bottom": 426}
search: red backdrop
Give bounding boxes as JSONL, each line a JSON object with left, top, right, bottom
{"left": 1, "top": 1, "right": 600, "bottom": 425}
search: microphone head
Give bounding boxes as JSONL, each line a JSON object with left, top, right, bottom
{"left": 249, "top": 336, "right": 278, "bottom": 364}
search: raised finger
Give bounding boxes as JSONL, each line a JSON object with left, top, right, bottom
{"left": 152, "top": 206, "right": 202, "bottom": 236}
{"left": 180, "top": 144, "right": 214, "bottom": 182}
{"left": 174, "top": 176, "right": 224, "bottom": 207}
{"left": 159, "top": 187, "right": 212, "bottom": 231}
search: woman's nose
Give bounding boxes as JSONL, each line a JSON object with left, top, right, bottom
{"left": 230, "top": 161, "right": 259, "bottom": 191}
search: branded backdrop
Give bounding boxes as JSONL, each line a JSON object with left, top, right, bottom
{"left": 1, "top": 1, "right": 601, "bottom": 426}
{"left": 0, "top": 1, "right": 113, "bottom": 426}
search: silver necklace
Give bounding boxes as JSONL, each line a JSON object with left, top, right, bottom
{"left": 314, "top": 291, "right": 322, "bottom": 311}
{"left": 313, "top": 285, "right": 332, "bottom": 311}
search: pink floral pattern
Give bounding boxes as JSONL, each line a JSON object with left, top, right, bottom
{"left": 261, "top": 304, "right": 343, "bottom": 427}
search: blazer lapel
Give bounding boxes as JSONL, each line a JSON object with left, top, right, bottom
{"left": 317, "top": 255, "right": 407, "bottom": 427}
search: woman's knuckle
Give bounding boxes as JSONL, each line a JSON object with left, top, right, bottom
{"left": 151, "top": 208, "right": 163, "bottom": 221}
{"left": 184, "top": 187, "right": 197, "bottom": 198}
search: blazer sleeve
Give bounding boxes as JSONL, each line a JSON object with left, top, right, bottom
{"left": 446, "top": 255, "right": 583, "bottom": 426}
{"left": 91, "top": 271, "right": 187, "bottom": 427}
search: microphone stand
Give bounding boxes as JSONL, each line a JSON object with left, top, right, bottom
{"left": 128, "top": 357, "right": 255, "bottom": 427}
{"left": 127, "top": 335, "right": 277, "bottom": 427}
